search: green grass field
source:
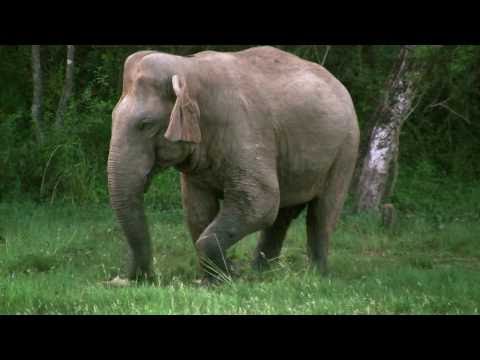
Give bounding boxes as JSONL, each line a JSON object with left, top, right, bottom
{"left": 1, "top": 196, "right": 479, "bottom": 315}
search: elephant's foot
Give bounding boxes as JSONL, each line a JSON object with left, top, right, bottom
{"left": 129, "top": 272, "right": 157, "bottom": 284}
{"left": 252, "top": 253, "right": 271, "bottom": 273}
{"left": 104, "top": 273, "right": 158, "bottom": 287}
{"left": 193, "top": 276, "right": 220, "bottom": 287}
{"left": 197, "top": 245, "right": 237, "bottom": 284}
{"left": 104, "top": 276, "right": 131, "bottom": 288}
{"left": 128, "top": 262, "right": 157, "bottom": 284}
{"left": 252, "top": 250, "right": 284, "bottom": 273}
{"left": 197, "top": 258, "right": 240, "bottom": 286}
{"left": 195, "top": 274, "right": 234, "bottom": 287}
{"left": 309, "top": 260, "right": 329, "bottom": 277}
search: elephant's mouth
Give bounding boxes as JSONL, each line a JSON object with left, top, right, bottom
{"left": 143, "top": 166, "right": 159, "bottom": 193}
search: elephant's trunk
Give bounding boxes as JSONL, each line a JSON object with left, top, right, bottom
{"left": 107, "top": 144, "right": 155, "bottom": 281}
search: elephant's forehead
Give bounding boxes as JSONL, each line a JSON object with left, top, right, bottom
{"left": 113, "top": 95, "right": 143, "bottom": 125}
{"left": 113, "top": 95, "right": 136, "bottom": 119}
{"left": 113, "top": 92, "right": 160, "bottom": 124}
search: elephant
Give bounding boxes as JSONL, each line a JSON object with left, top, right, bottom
{"left": 107, "top": 46, "right": 360, "bottom": 283}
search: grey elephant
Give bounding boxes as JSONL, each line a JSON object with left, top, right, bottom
{"left": 107, "top": 46, "right": 360, "bottom": 283}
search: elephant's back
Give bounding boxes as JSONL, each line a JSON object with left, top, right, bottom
{"left": 195, "top": 46, "right": 342, "bottom": 87}
{"left": 232, "top": 47, "right": 344, "bottom": 88}
{"left": 231, "top": 47, "right": 356, "bottom": 118}
{"left": 226, "top": 48, "right": 359, "bottom": 207}
{"left": 193, "top": 46, "right": 355, "bottom": 115}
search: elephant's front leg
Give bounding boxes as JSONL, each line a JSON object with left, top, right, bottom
{"left": 195, "top": 186, "right": 280, "bottom": 282}
{"left": 181, "top": 173, "right": 219, "bottom": 244}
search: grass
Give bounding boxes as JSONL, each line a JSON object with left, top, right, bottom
{"left": 1, "top": 196, "right": 479, "bottom": 315}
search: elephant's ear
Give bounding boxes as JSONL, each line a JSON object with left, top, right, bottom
{"left": 165, "top": 74, "right": 202, "bottom": 144}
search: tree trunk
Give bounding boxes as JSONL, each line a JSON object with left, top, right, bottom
{"left": 31, "top": 45, "right": 44, "bottom": 144}
{"left": 55, "top": 45, "right": 75, "bottom": 128}
{"left": 355, "top": 46, "right": 419, "bottom": 212}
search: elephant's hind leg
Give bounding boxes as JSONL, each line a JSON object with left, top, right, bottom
{"left": 252, "top": 204, "right": 306, "bottom": 271}
{"left": 307, "top": 141, "right": 357, "bottom": 274}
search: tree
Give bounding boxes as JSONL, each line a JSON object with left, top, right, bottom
{"left": 31, "top": 45, "right": 44, "bottom": 144}
{"left": 55, "top": 45, "right": 75, "bottom": 128}
{"left": 355, "top": 45, "right": 422, "bottom": 212}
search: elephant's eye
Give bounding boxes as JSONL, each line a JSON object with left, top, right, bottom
{"left": 139, "top": 120, "right": 154, "bottom": 131}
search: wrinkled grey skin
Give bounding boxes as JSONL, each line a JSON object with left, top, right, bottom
{"left": 107, "top": 46, "right": 360, "bottom": 283}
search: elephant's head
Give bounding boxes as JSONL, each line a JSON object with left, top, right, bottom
{"left": 107, "top": 52, "right": 200, "bottom": 281}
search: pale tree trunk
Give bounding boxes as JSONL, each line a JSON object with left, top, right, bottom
{"left": 55, "top": 45, "right": 75, "bottom": 128}
{"left": 31, "top": 45, "right": 44, "bottom": 144}
{"left": 355, "top": 45, "right": 419, "bottom": 212}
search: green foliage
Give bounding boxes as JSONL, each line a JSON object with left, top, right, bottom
{"left": 401, "top": 45, "right": 480, "bottom": 179}
{"left": 1, "top": 94, "right": 107, "bottom": 203}
{"left": 0, "top": 46, "right": 31, "bottom": 114}
{"left": 1, "top": 45, "right": 480, "bottom": 205}
{"left": 393, "top": 160, "right": 480, "bottom": 226}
